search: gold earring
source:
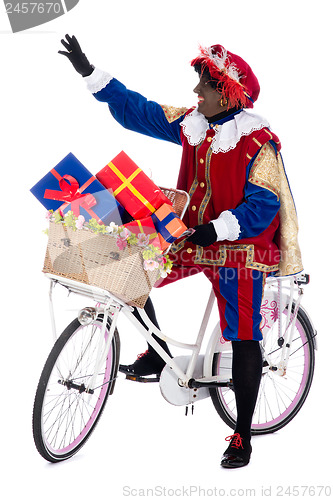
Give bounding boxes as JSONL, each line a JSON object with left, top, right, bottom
{"left": 220, "top": 96, "right": 228, "bottom": 107}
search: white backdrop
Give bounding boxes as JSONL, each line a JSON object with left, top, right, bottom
{"left": 1, "top": 0, "right": 332, "bottom": 498}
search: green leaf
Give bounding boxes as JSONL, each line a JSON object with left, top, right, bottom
{"left": 87, "top": 218, "right": 107, "bottom": 234}
{"left": 54, "top": 211, "right": 64, "bottom": 223}
{"left": 127, "top": 233, "right": 138, "bottom": 245}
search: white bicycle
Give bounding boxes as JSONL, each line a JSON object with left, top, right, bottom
{"left": 32, "top": 188, "right": 316, "bottom": 462}
{"left": 32, "top": 267, "right": 316, "bottom": 462}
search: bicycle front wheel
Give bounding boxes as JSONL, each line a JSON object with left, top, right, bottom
{"left": 33, "top": 315, "right": 120, "bottom": 462}
{"left": 210, "top": 305, "right": 315, "bottom": 434}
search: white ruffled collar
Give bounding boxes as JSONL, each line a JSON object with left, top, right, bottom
{"left": 180, "top": 108, "right": 270, "bottom": 153}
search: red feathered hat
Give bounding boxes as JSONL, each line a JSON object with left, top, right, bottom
{"left": 191, "top": 45, "right": 260, "bottom": 109}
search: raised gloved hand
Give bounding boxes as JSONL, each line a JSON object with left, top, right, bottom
{"left": 58, "top": 34, "right": 94, "bottom": 77}
{"left": 186, "top": 223, "right": 217, "bottom": 247}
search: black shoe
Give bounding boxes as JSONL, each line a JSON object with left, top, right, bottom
{"left": 119, "top": 349, "right": 166, "bottom": 377}
{"left": 220, "top": 433, "right": 252, "bottom": 469}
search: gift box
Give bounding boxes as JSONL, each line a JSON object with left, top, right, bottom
{"left": 151, "top": 203, "right": 187, "bottom": 250}
{"left": 96, "top": 151, "right": 172, "bottom": 220}
{"left": 30, "top": 153, "right": 126, "bottom": 225}
{"left": 123, "top": 217, "right": 161, "bottom": 249}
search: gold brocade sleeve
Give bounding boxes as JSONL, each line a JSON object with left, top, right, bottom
{"left": 249, "top": 143, "right": 303, "bottom": 276}
{"left": 161, "top": 105, "right": 188, "bottom": 123}
{"left": 248, "top": 143, "right": 280, "bottom": 200}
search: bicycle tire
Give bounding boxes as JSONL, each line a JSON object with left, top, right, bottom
{"left": 32, "top": 315, "right": 120, "bottom": 462}
{"left": 209, "top": 305, "right": 315, "bottom": 435}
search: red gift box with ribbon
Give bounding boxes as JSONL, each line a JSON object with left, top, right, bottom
{"left": 30, "top": 153, "right": 126, "bottom": 225}
{"left": 96, "top": 151, "right": 172, "bottom": 220}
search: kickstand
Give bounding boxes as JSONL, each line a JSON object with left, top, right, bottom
{"left": 185, "top": 404, "right": 195, "bottom": 416}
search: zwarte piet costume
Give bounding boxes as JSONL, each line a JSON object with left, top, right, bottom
{"left": 59, "top": 36, "right": 303, "bottom": 468}
{"left": 82, "top": 46, "right": 302, "bottom": 344}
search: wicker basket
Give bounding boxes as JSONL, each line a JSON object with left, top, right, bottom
{"left": 43, "top": 222, "right": 159, "bottom": 308}
{"left": 158, "top": 187, "right": 188, "bottom": 219}
{"left": 42, "top": 188, "right": 189, "bottom": 308}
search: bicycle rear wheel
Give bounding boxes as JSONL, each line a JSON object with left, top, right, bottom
{"left": 33, "top": 315, "right": 120, "bottom": 462}
{"left": 210, "top": 305, "right": 315, "bottom": 434}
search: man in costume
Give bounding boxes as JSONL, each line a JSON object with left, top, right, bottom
{"left": 59, "top": 35, "right": 303, "bottom": 468}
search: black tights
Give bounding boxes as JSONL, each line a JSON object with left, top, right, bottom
{"left": 231, "top": 340, "right": 263, "bottom": 440}
{"left": 133, "top": 298, "right": 171, "bottom": 354}
{"left": 133, "top": 297, "right": 160, "bottom": 330}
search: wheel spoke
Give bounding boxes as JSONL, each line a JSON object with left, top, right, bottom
{"left": 33, "top": 317, "right": 119, "bottom": 461}
{"left": 211, "top": 306, "right": 315, "bottom": 434}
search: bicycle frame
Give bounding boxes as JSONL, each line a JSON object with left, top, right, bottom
{"left": 47, "top": 273, "right": 218, "bottom": 389}
{"left": 260, "top": 275, "right": 316, "bottom": 375}
{"left": 46, "top": 271, "right": 312, "bottom": 396}
{"left": 123, "top": 287, "right": 217, "bottom": 386}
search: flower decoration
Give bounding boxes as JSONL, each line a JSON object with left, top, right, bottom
{"left": 75, "top": 215, "right": 85, "bottom": 230}
{"left": 106, "top": 222, "right": 119, "bottom": 234}
{"left": 137, "top": 233, "right": 150, "bottom": 247}
{"left": 116, "top": 236, "right": 128, "bottom": 251}
{"left": 143, "top": 259, "right": 159, "bottom": 271}
{"left": 119, "top": 227, "right": 130, "bottom": 240}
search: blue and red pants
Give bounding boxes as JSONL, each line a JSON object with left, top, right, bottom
{"left": 156, "top": 263, "right": 266, "bottom": 342}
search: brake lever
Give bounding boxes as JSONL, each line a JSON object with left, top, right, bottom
{"left": 177, "top": 228, "right": 195, "bottom": 241}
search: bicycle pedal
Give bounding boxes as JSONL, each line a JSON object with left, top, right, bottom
{"left": 125, "top": 374, "right": 160, "bottom": 383}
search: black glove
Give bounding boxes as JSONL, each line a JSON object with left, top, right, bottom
{"left": 58, "top": 34, "right": 94, "bottom": 77}
{"left": 186, "top": 223, "right": 217, "bottom": 247}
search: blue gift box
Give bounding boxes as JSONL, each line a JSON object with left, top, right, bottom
{"left": 30, "top": 153, "right": 127, "bottom": 225}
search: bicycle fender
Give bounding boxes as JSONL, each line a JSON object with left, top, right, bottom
{"left": 203, "top": 285, "right": 293, "bottom": 378}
